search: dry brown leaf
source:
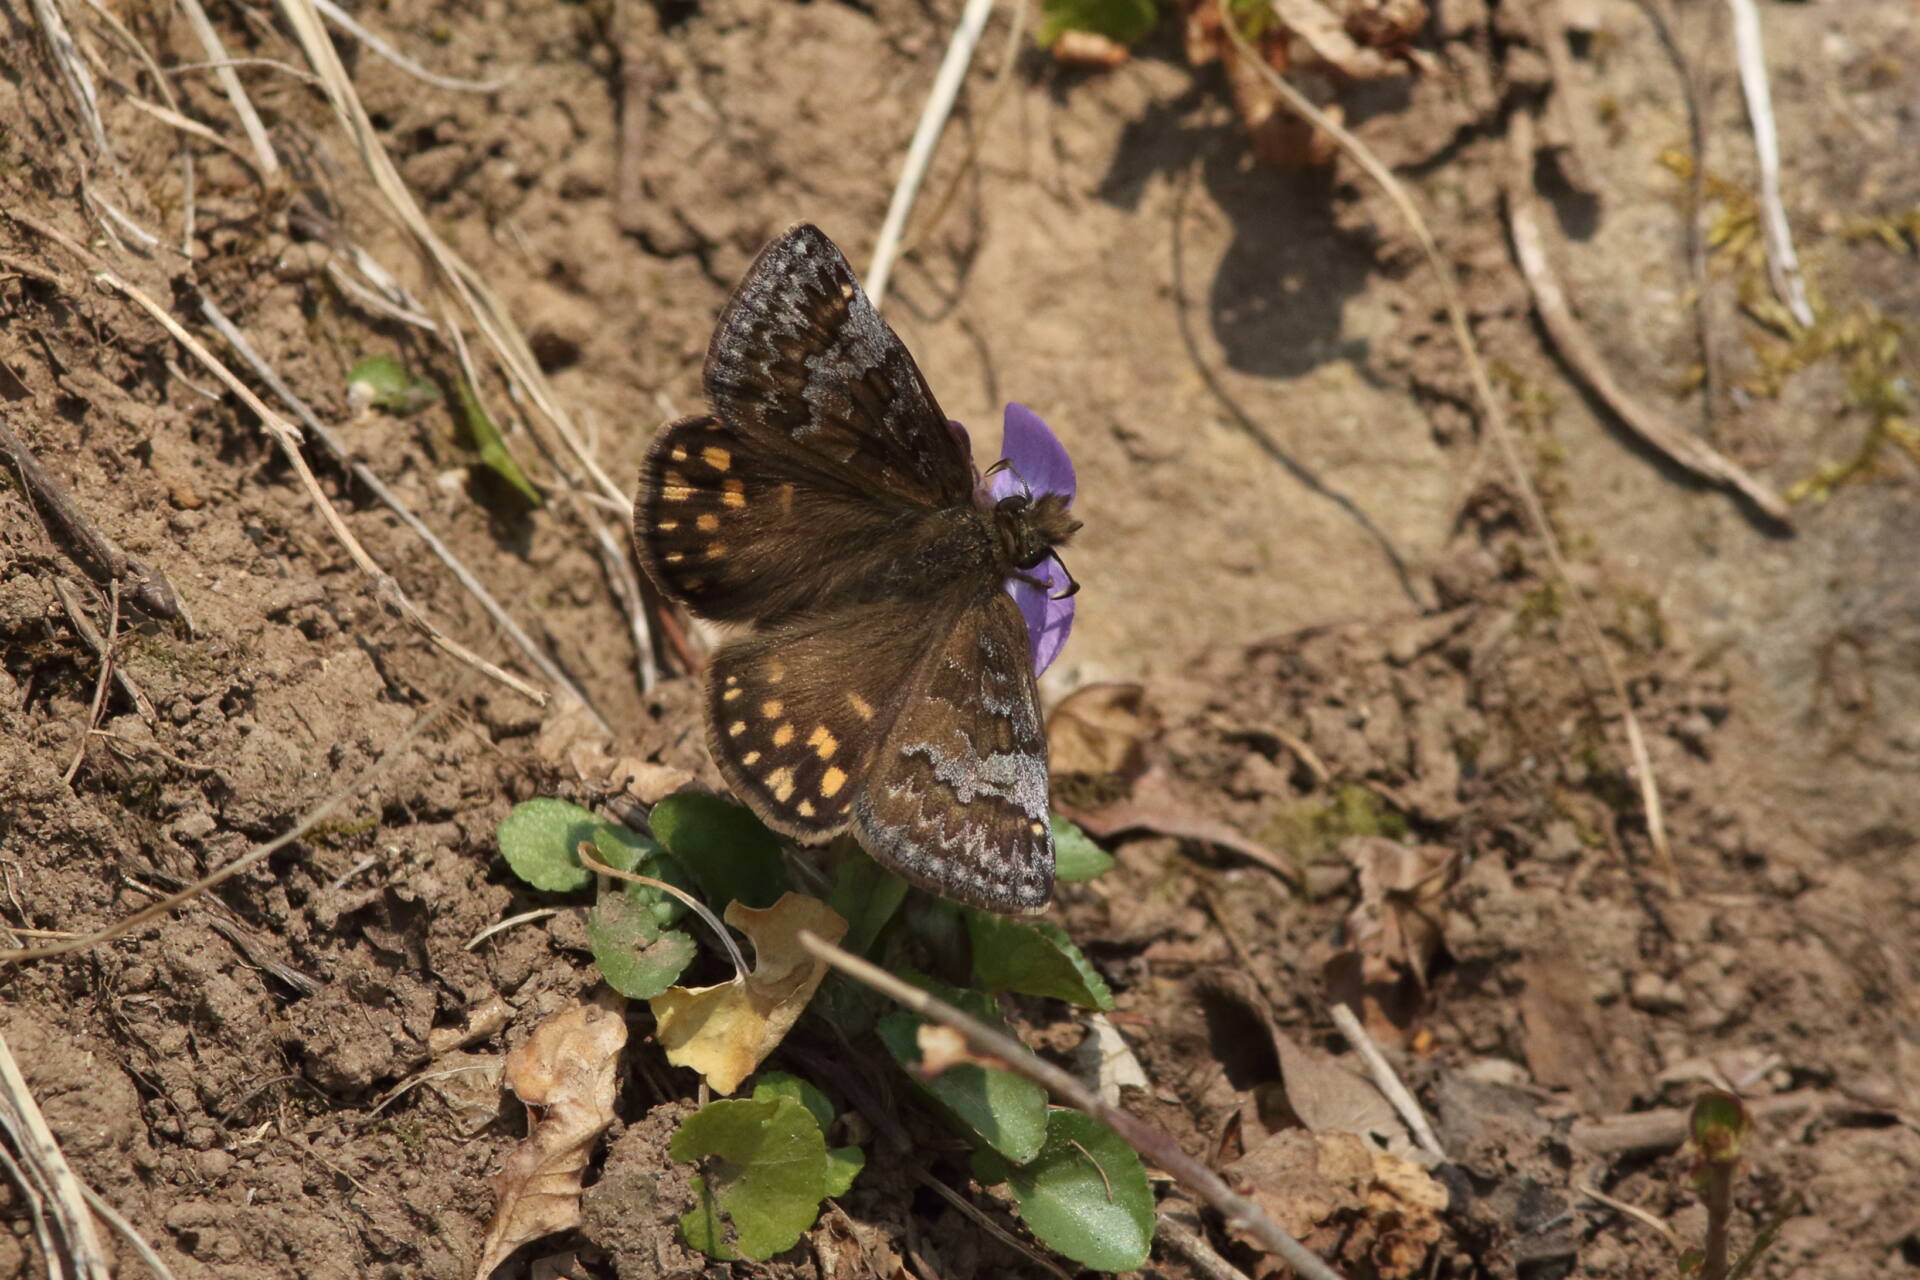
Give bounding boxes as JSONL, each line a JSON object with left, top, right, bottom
{"left": 1047, "top": 682, "right": 1153, "bottom": 780}
{"left": 422, "top": 1051, "right": 507, "bottom": 1136}
{"left": 1224, "top": 1130, "right": 1446, "bottom": 1278}
{"left": 1272, "top": 0, "right": 1404, "bottom": 79}
{"left": 475, "top": 994, "right": 628, "bottom": 1280}
{"left": 1342, "top": 836, "right": 1459, "bottom": 988}
{"left": 648, "top": 893, "right": 848, "bottom": 1095}
{"left": 1271, "top": 1026, "right": 1415, "bottom": 1159}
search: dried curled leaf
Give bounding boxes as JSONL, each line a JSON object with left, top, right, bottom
{"left": 1342, "top": 836, "right": 1459, "bottom": 988}
{"left": 649, "top": 893, "right": 848, "bottom": 1095}
{"left": 475, "top": 995, "right": 628, "bottom": 1280}
{"left": 1225, "top": 1130, "right": 1447, "bottom": 1278}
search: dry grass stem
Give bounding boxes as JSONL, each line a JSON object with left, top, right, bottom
{"left": 175, "top": 0, "right": 281, "bottom": 177}
{"left": 0, "top": 1029, "right": 115, "bottom": 1277}
{"left": 800, "top": 930, "right": 1350, "bottom": 1280}
{"left": 864, "top": 0, "right": 996, "bottom": 308}
{"left": 0, "top": 706, "right": 446, "bottom": 965}
{"left": 79, "top": 1182, "right": 182, "bottom": 1280}
{"left": 1576, "top": 1182, "right": 1681, "bottom": 1250}
{"left": 1726, "top": 0, "right": 1813, "bottom": 328}
{"left": 1221, "top": 0, "right": 1675, "bottom": 891}
{"left": 29, "top": 0, "right": 112, "bottom": 159}
{"left": 577, "top": 844, "right": 749, "bottom": 979}
{"left": 465, "top": 908, "right": 562, "bottom": 950}
{"left": 312, "top": 0, "right": 513, "bottom": 93}
{"left": 1328, "top": 1002, "right": 1446, "bottom": 1162}
{"left": 1505, "top": 112, "right": 1793, "bottom": 528}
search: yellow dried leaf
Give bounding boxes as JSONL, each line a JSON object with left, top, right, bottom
{"left": 648, "top": 893, "right": 848, "bottom": 1095}
{"left": 474, "top": 994, "right": 628, "bottom": 1280}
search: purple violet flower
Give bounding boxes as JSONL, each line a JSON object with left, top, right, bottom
{"left": 988, "top": 403, "right": 1076, "bottom": 677}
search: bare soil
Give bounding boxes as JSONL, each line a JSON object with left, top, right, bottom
{"left": 1, "top": 0, "right": 1916, "bottom": 1278}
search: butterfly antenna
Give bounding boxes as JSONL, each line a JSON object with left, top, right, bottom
{"left": 985, "top": 457, "right": 1034, "bottom": 501}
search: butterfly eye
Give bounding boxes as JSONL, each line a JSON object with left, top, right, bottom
{"left": 995, "top": 492, "right": 1030, "bottom": 515}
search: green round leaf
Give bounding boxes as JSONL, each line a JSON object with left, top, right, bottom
{"left": 1001, "top": 1111, "right": 1153, "bottom": 1271}
{"left": 587, "top": 887, "right": 696, "bottom": 999}
{"left": 822, "top": 1145, "right": 865, "bottom": 1199}
{"left": 965, "top": 912, "right": 1114, "bottom": 1011}
{"left": 496, "top": 798, "right": 601, "bottom": 892}
{"left": 752, "top": 1072, "right": 836, "bottom": 1134}
{"left": 649, "top": 793, "right": 789, "bottom": 910}
{"left": 875, "top": 978, "right": 1047, "bottom": 1164}
{"left": 672, "top": 1097, "right": 832, "bottom": 1262}
{"left": 1038, "top": 0, "right": 1158, "bottom": 47}
{"left": 1052, "top": 816, "right": 1115, "bottom": 883}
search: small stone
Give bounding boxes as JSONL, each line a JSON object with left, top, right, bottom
{"left": 195, "top": 1149, "right": 234, "bottom": 1180}
{"left": 1628, "top": 972, "right": 1687, "bottom": 1014}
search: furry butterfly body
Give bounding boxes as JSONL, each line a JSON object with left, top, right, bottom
{"left": 633, "top": 225, "right": 1078, "bottom": 914}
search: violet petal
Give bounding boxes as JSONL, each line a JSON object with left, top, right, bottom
{"left": 989, "top": 402, "right": 1076, "bottom": 505}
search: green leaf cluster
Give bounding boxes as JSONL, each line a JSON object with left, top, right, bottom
{"left": 497, "top": 798, "right": 1135, "bottom": 1268}
{"left": 672, "top": 1074, "right": 864, "bottom": 1262}
{"left": 495, "top": 798, "right": 699, "bottom": 998}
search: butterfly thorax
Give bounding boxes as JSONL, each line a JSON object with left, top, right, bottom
{"left": 990, "top": 491, "right": 1079, "bottom": 574}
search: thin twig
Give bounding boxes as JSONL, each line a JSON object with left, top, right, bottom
{"left": 1577, "top": 1181, "right": 1681, "bottom": 1251}
{"left": 1156, "top": 1215, "right": 1256, "bottom": 1280}
{"left": 0, "top": 411, "right": 186, "bottom": 622}
{"left": 0, "top": 705, "right": 446, "bottom": 965}
{"left": 910, "top": 1169, "right": 1074, "bottom": 1280}
{"left": 1726, "top": 0, "right": 1812, "bottom": 328}
{"left": 798, "top": 931, "right": 1349, "bottom": 1280}
{"left": 1217, "top": 1, "right": 1676, "bottom": 891}
{"left": 864, "top": 0, "right": 996, "bottom": 309}
{"left": 1328, "top": 1002, "right": 1445, "bottom": 1162}
{"left": 51, "top": 577, "right": 157, "bottom": 722}
{"left": 310, "top": 0, "right": 513, "bottom": 94}
{"left": 62, "top": 580, "right": 120, "bottom": 784}
{"left": 1505, "top": 111, "right": 1793, "bottom": 528}
{"left": 175, "top": 0, "right": 281, "bottom": 178}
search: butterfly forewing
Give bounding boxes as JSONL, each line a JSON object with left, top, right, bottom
{"left": 638, "top": 413, "right": 948, "bottom": 622}
{"left": 704, "top": 599, "right": 940, "bottom": 839}
{"left": 705, "top": 225, "right": 974, "bottom": 510}
{"left": 853, "top": 590, "right": 1055, "bottom": 914}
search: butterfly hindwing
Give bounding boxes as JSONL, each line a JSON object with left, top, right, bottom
{"left": 853, "top": 589, "right": 1055, "bottom": 914}
{"left": 704, "top": 224, "right": 975, "bottom": 511}
{"left": 704, "top": 598, "right": 937, "bottom": 839}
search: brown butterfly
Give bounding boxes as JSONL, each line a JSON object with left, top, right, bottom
{"left": 631, "top": 225, "right": 1080, "bottom": 913}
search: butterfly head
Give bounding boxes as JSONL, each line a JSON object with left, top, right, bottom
{"left": 993, "top": 489, "right": 1080, "bottom": 573}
